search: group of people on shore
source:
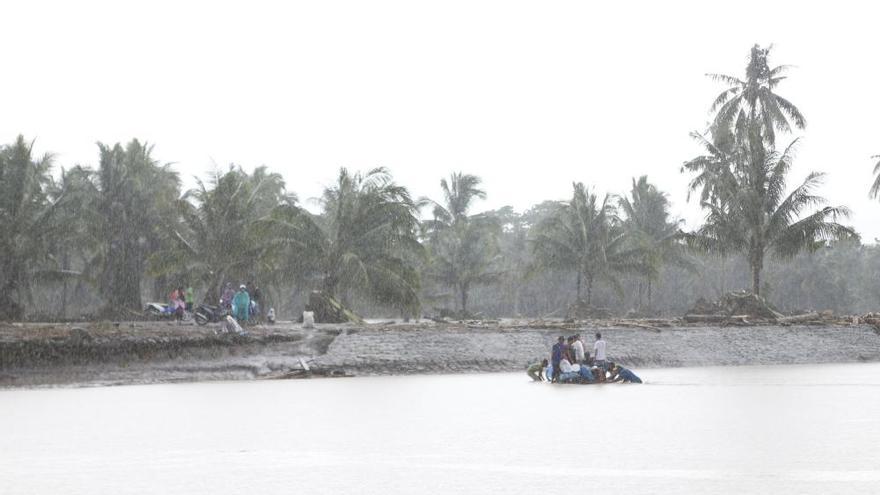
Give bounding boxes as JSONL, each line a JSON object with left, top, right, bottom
{"left": 164, "top": 282, "right": 265, "bottom": 324}
{"left": 219, "top": 282, "right": 263, "bottom": 324}
{"left": 167, "top": 286, "right": 194, "bottom": 320}
{"left": 527, "top": 332, "right": 642, "bottom": 384}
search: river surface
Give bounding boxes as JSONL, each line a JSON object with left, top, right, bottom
{"left": 3, "top": 363, "right": 880, "bottom": 494}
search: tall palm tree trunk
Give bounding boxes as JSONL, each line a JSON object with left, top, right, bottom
{"left": 586, "top": 274, "right": 594, "bottom": 306}
{"left": 460, "top": 283, "right": 469, "bottom": 315}
{"left": 322, "top": 272, "right": 339, "bottom": 299}
{"left": 513, "top": 284, "right": 521, "bottom": 316}
{"left": 0, "top": 281, "right": 23, "bottom": 320}
{"left": 637, "top": 280, "right": 644, "bottom": 311}
{"left": 752, "top": 264, "right": 762, "bottom": 296}
{"left": 60, "top": 251, "right": 70, "bottom": 319}
{"left": 751, "top": 250, "right": 764, "bottom": 296}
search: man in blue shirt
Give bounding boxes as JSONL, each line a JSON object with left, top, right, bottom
{"left": 608, "top": 362, "right": 642, "bottom": 383}
{"left": 550, "top": 336, "right": 568, "bottom": 383}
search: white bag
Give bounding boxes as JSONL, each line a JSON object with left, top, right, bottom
{"left": 222, "top": 315, "right": 246, "bottom": 335}
{"left": 302, "top": 311, "right": 315, "bottom": 329}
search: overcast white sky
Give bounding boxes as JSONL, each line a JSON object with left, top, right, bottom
{"left": 4, "top": 1, "right": 880, "bottom": 239}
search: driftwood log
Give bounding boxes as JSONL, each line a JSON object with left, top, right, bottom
{"left": 683, "top": 314, "right": 753, "bottom": 325}
{"left": 777, "top": 312, "right": 822, "bottom": 324}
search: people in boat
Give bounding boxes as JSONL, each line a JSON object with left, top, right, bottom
{"left": 550, "top": 336, "right": 567, "bottom": 382}
{"left": 527, "top": 359, "right": 548, "bottom": 382}
{"left": 593, "top": 332, "right": 607, "bottom": 371}
{"left": 557, "top": 358, "right": 580, "bottom": 383}
{"left": 557, "top": 358, "right": 596, "bottom": 384}
{"left": 608, "top": 362, "right": 642, "bottom": 383}
{"left": 571, "top": 334, "right": 586, "bottom": 364}
{"left": 576, "top": 362, "right": 594, "bottom": 383}
{"left": 590, "top": 365, "right": 604, "bottom": 382}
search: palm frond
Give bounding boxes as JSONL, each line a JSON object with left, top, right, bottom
{"left": 871, "top": 155, "right": 880, "bottom": 199}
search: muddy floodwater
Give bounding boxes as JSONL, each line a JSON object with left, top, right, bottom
{"left": 3, "top": 364, "right": 880, "bottom": 494}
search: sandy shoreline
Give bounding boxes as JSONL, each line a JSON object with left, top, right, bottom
{"left": 2, "top": 320, "right": 879, "bottom": 387}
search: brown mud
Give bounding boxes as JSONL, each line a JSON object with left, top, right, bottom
{"left": 2, "top": 319, "right": 879, "bottom": 388}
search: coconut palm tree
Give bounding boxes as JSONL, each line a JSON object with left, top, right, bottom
{"left": 0, "top": 136, "right": 84, "bottom": 319}
{"left": 686, "top": 138, "right": 855, "bottom": 295}
{"left": 486, "top": 206, "right": 530, "bottom": 316}
{"left": 687, "top": 45, "right": 824, "bottom": 299}
{"left": 422, "top": 172, "right": 488, "bottom": 236}
{"left": 94, "top": 140, "right": 181, "bottom": 314}
{"left": 151, "top": 165, "right": 295, "bottom": 303}
{"left": 423, "top": 173, "right": 501, "bottom": 315}
{"left": 268, "top": 167, "right": 424, "bottom": 314}
{"left": 618, "top": 176, "right": 690, "bottom": 310}
{"left": 50, "top": 165, "right": 102, "bottom": 317}
{"left": 531, "top": 183, "right": 644, "bottom": 305}
{"left": 681, "top": 127, "right": 743, "bottom": 206}
{"left": 708, "top": 44, "right": 806, "bottom": 146}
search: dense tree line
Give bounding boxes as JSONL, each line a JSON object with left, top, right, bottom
{"left": 2, "top": 44, "right": 878, "bottom": 321}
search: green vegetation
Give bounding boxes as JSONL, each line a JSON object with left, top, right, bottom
{"left": 423, "top": 173, "right": 501, "bottom": 315}
{"left": 531, "top": 183, "right": 642, "bottom": 305}
{"left": 95, "top": 140, "right": 182, "bottom": 314}
{"left": 618, "top": 176, "right": 690, "bottom": 310}
{"left": 684, "top": 45, "right": 855, "bottom": 296}
{"left": 707, "top": 44, "right": 805, "bottom": 146}
{"left": 273, "top": 167, "right": 424, "bottom": 316}
{"left": 153, "top": 165, "right": 295, "bottom": 303}
{"left": 0, "top": 137, "right": 78, "bottom": 319}
{"left": 0, "top": 44, "right": 876, "bottom": 320}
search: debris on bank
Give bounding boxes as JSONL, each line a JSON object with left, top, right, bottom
{"left": 303, "top": 291, "right": 365, "bottom": 324}
{"left": 682, "top": 290, "right": 875, "bottom": 328}
{"left": 684, "top": 291, "right": 783, "bottom": 325}
{"left": 566, "top": 301, "right": 613, "bottom": 320}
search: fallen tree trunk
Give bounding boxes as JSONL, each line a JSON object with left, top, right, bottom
{"left": 684, "top": 314, "right": 753, "bottom": 325}
{"left": 612, "top": 320, "right": 662, "bottom": 333}
{"left": 777, "top": 312, "right": 821, "bottom": 324}
{"left": 684, "top": 314, "right": 729, "bottom": 323}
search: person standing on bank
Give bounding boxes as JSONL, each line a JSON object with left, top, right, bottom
{"left": 185, "top": 286, "right": 195, "bottom": 313}
{"left": 593, "top": 332, "right": 607, "bottom": 371}
{"left": 232, "top": 284, "right": 251, "bottom": 324}
{"left": 250, "top": 283, "right": 263, "bottom": 320}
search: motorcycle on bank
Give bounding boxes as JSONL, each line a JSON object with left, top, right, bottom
{"left": 144, "top": 302, "right": 191, "bottom": 322}
{"left": 193, "top": 303, "right": 230, "bottom": 326}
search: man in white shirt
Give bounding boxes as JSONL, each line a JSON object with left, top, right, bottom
{"left": 571, "top": 334, "right": 586, "bottom": 364}
{"left": 593, "top": 332, "right": 607, "bottom": 371}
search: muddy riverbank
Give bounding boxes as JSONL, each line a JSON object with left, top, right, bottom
{"left": 2, "top": 320, "right": 879, "bottom": 387}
